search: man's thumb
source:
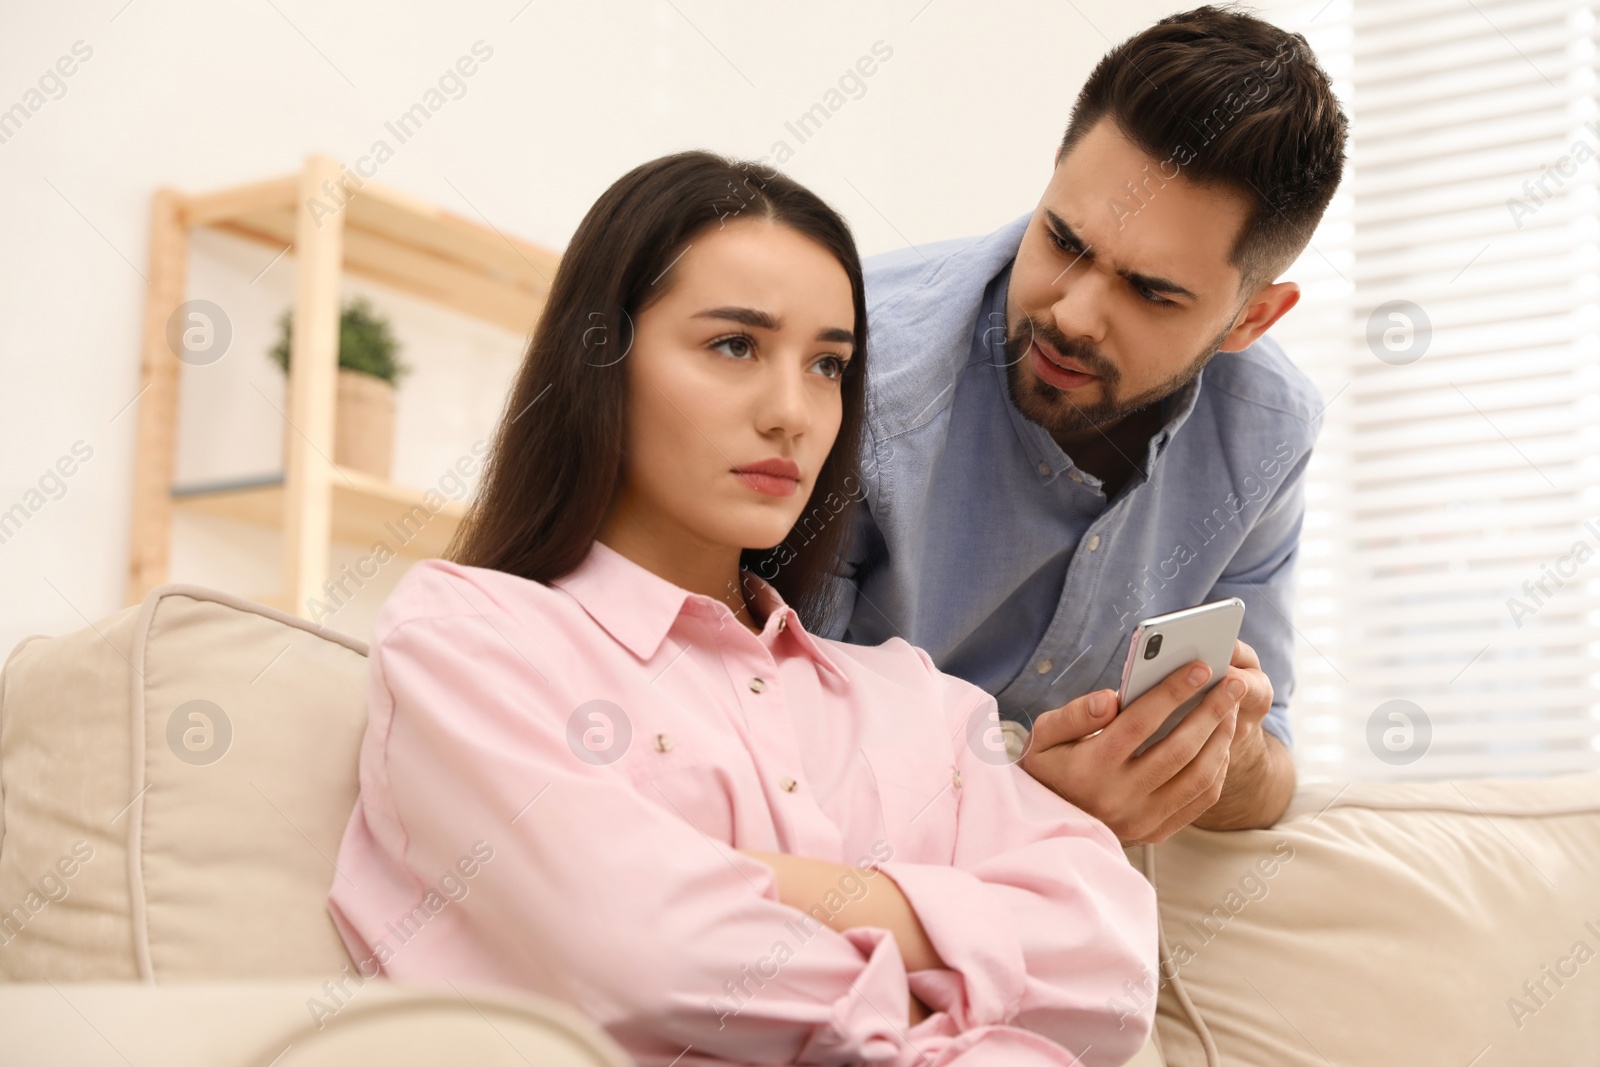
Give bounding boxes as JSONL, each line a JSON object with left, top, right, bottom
{"left": 1030, "top": 690, "right": 1118, "bottom": 750}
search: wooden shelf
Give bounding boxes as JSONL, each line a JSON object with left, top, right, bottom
{"left": 127, "top": 155, "right": 558, "bottom": 617}
{"left": 201, "top": 178, "right": 559, "bottom": 336}
{"left": 172, "top": 467, "right": 467, "bottom": 562}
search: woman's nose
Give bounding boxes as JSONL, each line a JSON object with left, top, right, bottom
{"left": 757, "top": 360, "right": 812, "bottom": 434}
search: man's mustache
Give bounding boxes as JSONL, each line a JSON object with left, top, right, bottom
{"left": 1010, "top": 317, "right": 1117, "bottom": 382}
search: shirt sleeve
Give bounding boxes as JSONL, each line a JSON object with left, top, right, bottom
{"left": 352, "top": 611, "right": 927, "bottom": 1066}
{"left": 1205, "top": 439, "right": 1315, "bottom": 750}
{"left": 871, "top": 649, "right": 1160, "bottom": 1067}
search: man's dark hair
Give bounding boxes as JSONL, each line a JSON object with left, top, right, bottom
{"left": 1058, "top": 5, "right": 1348, "bottom": 293}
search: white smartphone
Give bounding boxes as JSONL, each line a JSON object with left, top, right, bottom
{"left": 1116, "top": 597, "right": 1246, "bottom": 757}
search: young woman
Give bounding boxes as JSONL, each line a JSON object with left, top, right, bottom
{"left": 328, "top": 151, "right": 1158, "bottom": 1066}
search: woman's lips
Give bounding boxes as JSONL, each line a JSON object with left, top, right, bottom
{"left": 1030, "top": 340, "right": 1098, "bottom": 390}
{"left": 734, "top": 471, "right": 800, "bottom": 497}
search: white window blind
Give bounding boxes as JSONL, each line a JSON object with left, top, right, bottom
{"left": 1262, "top": 0, "right": 1600, "bottom": 781}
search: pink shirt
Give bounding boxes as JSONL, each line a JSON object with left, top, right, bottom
{"left": 328, "top": 539, "right": 1158, "bottom": 1066}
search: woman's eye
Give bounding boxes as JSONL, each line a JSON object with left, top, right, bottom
{"left": 816, "top": 354, "right": 850, "bottom": 381}
{"left": 711, "top": 335, "right": 754, "bottom": 359}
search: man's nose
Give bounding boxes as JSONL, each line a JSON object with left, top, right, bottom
{"left": 1052, "top": 267, "right": 1112, "bottom": 345}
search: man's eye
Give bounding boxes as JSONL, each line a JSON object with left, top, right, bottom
{"left": 1135, "top": 283, "right": 1176, "bottom": 307}
{"left": 1049, "top": 230, "right": 1082, "bottom": 255}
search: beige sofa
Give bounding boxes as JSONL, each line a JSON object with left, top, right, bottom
{"left": 2, "top": 582, "right": 1597, "bottom": 1065}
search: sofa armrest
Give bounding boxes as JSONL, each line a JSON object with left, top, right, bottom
{"left": 0, "top": 978, "right": 634, "bottom": 1066}
{"left": 1132, "top": 773, "right": 1600, "bottom": 1067}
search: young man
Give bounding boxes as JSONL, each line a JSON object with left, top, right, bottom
{"left": 822, "top": 7, "right": 1349, "bottom": 844}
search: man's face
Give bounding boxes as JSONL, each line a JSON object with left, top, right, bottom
{"left": 1004, "top": 116, "right": 1256, "bottom": 441}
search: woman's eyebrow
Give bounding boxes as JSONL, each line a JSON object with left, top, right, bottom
{"left": 693, "top": 306, "right": 854, "bottom": 346}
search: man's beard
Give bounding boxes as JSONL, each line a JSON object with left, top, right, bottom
{"left": 1000, "top": 314, "right": 1230, "bottom": 439}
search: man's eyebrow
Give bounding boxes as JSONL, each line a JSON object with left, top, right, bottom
{"left": 692, "top": 306, "right": 855, "bottom": 346}
{"left": 1044, "top": 209, "right": 1199, "bottom": 302}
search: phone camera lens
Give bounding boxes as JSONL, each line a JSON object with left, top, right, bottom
{"left": 1144, "top": 633, "right": 1163, "bottom": 660}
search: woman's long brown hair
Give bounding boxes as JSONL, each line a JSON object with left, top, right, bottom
{"left": 445, "top": 150, "right": 869, "bottom": 631}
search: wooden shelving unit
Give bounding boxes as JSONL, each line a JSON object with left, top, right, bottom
{"left": 127, "top": 155, "right": 560, "bottom": 615}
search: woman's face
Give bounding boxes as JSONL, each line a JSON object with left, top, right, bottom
{"left": 609, "top": 217, "right": 857, "bottom": 556}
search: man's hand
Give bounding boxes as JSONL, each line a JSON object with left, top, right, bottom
{"left": 1018, "top": 640, "right": 1290, "bottom": 843}
{"left": 1188, "top": 639, "right": 1296, "bottom": 831}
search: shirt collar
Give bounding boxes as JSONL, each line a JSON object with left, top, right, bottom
{"left": 985, "top": 259, "right": 1206, "bottom": 484}
{"left": 550, "top": 538, "right": 849, "bottom": 681}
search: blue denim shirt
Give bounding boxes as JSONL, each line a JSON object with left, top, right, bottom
{"left": 820, "top": 211, "right": 1324, "bottom": 748}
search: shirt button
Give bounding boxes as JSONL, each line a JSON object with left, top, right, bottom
{"left": 951, "top": 770, "right": 963, "bottom": 790}
{"left": 780, "top": 777, "right": 798, "bottom": 793}
{"left": 1036, "top": 460, "right": 1050, "bottom": 476}
{"left": 776, "top": 615, "right": 787, "bottom": 632}
{"left": 1068, "top": 469, "right": 1084, "bottom": 483}
{"left": 1086, "top": 534, "right": 1101, "bottom": 551}
{"left": 748, "top": 677, "right": 766, "bottom": 694}
{"left": 1036, "top": 658, "right": 1053, "bottom": 674}
{"left": 654, "top": 733, "right": 674, "bottom": 752}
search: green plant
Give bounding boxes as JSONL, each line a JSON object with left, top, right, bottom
{"left": 268, "top": 296, "right": 410, "bottom": 385}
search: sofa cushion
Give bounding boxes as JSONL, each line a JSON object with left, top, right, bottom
{"left": 1137, "top": 774, "right": 1600, "bottom": 1066}
{"left": 0, "top": 604, "right": 143, "bottom": 979}
{"left": 0, "top": 584, "right": 369, "bottom": 981}
{"left": 0, "top": 979, "right": 631, "bottom": 1065}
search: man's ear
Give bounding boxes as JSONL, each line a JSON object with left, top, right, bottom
{"left": 1218, "top": 280, "right": 1300, "bottom": 352}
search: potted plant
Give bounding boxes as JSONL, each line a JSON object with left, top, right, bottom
{"left": 269, "top": 297, "right": 410, "bottom": 480}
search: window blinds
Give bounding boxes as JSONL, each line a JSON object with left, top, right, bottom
{"left": 1261, "top": 0, "right": 1600, "bottom": 781}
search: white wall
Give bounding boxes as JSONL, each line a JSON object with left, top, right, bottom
{"left": 0, "top": 0, "right": 1198, "bottom": 651}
